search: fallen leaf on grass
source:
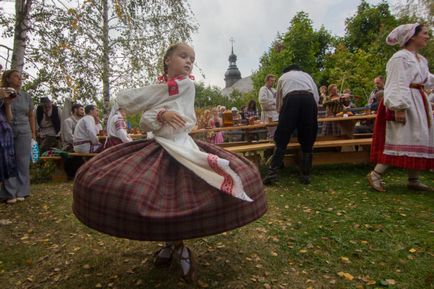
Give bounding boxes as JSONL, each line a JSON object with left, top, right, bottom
{"left": 197, "top": 280, "right": 209, "bottom": 288}
{"left": 337, "top": 271, "right": 354, "bottom": 281}
{"left": 0, "top": 219, "right": 13, "bottom": 225}
{"left": 408, "top": 248, "right": 416, "bottom": 253}
{"left": 82, "top": 264, "right": 91, "bottom": 270}
{"left": 340, "top": 256, "right": 350, "bottom": 263}
{"left": 263, "top": 284, "right": 271, "bottom": 289}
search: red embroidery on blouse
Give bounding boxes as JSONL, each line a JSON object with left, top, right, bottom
{"left": 157, "top": 74, "right": 195, "bottom": 96}
{"left": 207, "top": 154, "right": 234, "bottom": 194}
{"left": 167, "top": 79, "right": 179, "bottom": 96}
{"left": 115, "top": 118, "right": 126, "bottom": 130}
{"left": 156, "top": 109, "right": 167, "bottom": 123}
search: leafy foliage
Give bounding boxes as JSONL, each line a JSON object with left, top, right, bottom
{"left": 252, "top": 1, "right": 434, "bottom": 107}
{"left": 252, "top": 11, "right": 334, "bottom": 92}
{"left": 1, "top": 0, "right": 197, "bottom": 117}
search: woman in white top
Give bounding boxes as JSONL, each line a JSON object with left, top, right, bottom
{"left": 103, "top": 108, "right": 132, "bottom": 150}
{"left": 368, "top": 23, "right": 433, "bottom": 192}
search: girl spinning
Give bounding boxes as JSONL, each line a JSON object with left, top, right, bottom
{"left": 72, "top": 43, "right": 267, "bottom": 283}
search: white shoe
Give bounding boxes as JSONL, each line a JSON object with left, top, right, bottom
{"left": 367, "top": 170, "right": 385, "bottom": 192}
{"left": 16, "top": 197, "right": 25, "bottom": 201}
{"left": 6, "top": 198, "right": 17, "bottom": 204}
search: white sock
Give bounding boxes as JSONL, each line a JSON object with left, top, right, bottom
{"left": 177, "top": 246, "right": 191, "bottom": 275}
{"left": 158, "top": 242, "right": 173, "bottom": 258}
{"left": 374, "top": 164, "right": 389, "bottom": 174}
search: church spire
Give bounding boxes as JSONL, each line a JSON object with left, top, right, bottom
{"left": 224, "top": 37, "right": 241, "bottom": 88}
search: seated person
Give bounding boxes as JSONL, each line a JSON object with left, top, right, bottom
{"left": 207, "top": 107, "right": 224, "bottom": 144}
{"left": 73, "top": 105, "right": 101, "bottom": 153}
{"left": 36, "top": 97, "right": 62, "bottom": 153}
{"left": 245, "top": 100, "right": 259, "bottom": 119}
{"left": 322, "top": 84, "right": 343, "bottom": 116}
{"left": 341, "top": 89, "right": 355, "bottom": 110}
{"left": 62, "top": 103, "right": 84, "bottom": 151}
{"left": 103, "top": 108, "right": 132, "bottom": 150}
{"left": 354, "top": 90, "right": 383, "bottom": 133}
{"left": 321, "top": 84, "right": 342, "bottom": 136}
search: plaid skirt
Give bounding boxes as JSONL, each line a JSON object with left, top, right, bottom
{"left": 102, "top": 136, "right": 123, "bottom": 151}
{"left": 73, "top": 139, "right": 267, "bottom": 241}
{"left": 0, "top": 119, "right": 17, "bottom": 181}
{"left": 371, "top": 101, "right": 434, "bottom": 170}
{"left": 320, "top": 121, "right": 341, "bottom": 136}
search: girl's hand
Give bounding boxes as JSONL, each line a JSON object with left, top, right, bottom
{"left": 162, "top": 111, "right": 186, "bottom": 128}
{"left": 395, "top": 110, "right": 406, "bottom": 124}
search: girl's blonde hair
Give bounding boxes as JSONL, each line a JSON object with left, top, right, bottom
{"left": 162, "top": 43, "right": 191, "bottom": 76}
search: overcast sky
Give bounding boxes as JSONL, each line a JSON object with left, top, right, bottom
{"left": 1, "top": 0, "right": 401, "bottom": 88}
{"left": 189, "top": 0, "right": 396, "bottom": 88}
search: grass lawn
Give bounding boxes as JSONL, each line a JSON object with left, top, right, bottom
{"left": 0, "top": 164, "right": 433, "bottom": 289}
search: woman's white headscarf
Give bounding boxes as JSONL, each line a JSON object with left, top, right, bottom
{"left": 386, "top": 23, "right": 419, "bottom": 47}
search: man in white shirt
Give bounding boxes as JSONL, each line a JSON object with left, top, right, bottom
{"left": 73, "top": 105, "right": 102, "bottom": 153}
{"left": 258, "top": 74, "right": 278, "bottom": 139}
{"left": 62, "top": 103, "right": 84, "bottom": 151}
{"left": 263, "top": 64, "right": 319, "bottom": 185}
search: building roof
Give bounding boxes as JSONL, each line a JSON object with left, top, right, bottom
{"left": 221, "top": 75, "right": 253, "bottom": 96}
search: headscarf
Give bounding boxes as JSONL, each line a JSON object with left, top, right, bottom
{"left": 386, "top": 23, "right": 419, "bottom": 47}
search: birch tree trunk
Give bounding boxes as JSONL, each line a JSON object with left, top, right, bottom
{"left": 11, "top": 0, "right": 33, "bottom": 73}
{"left": 102, "top": 0, "right": 111, "bottom": 122}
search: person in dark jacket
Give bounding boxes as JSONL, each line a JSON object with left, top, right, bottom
{"left": 36, "top": 97, "right": 62, "bottom": 153}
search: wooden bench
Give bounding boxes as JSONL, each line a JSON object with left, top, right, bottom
{"left": 40, "top": 153, "right": 97, "bottom": 182}
{"left": 225, "top": 138, "right": 372, "bottom": 167}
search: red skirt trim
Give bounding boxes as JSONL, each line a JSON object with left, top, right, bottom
{"left": 370, "top": 101, "right": 434, "bottom": 170}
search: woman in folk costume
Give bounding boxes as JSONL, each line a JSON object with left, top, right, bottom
{"left": 102, "top": 108, "right": 132, "bottom": 150}
{"left": 72, "top": 43, "right": 267, "bottom": 283}
{"left": 368, "top": 23, "right": 434, "bottom": 192}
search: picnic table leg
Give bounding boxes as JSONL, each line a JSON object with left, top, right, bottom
{"left": 338, "top": 121, "right": 356, "bottom": 152}
{"left": 244, "top": 151, "right": 261, "bottom": 167}
{"left": 51, "top": 158, "right": 68, "bottom": 182}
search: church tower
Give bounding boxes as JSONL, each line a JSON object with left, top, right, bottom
{"left": 224, "top": 38, "right": 241, "bottom": 88}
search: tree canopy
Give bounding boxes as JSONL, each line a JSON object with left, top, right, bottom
{"left": 252, "top": 1, "right": 433, "bottom": 106}
{"left": 1, "top": 0, "right": 197, "bottom": 117}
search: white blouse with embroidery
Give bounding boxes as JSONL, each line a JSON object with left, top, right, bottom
{"left": 115, "top": 76, "right": 252, "bottom": 202}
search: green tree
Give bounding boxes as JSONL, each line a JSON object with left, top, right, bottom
{"left": 252, "top": 11, "right": 333, "bottom": 91}
{"left": 1, "top": 0, "right": 197, "bottom": 119}
{"left": 194, "top": 82, "right": 226, "bottom": 108}
{"left": 344, "top": 0, "right": 398, "bottom": 52}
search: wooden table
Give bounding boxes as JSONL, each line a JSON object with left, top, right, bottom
{"left": 318, "top": 114, "right": 376, "bottom": 138}
{"left": 190, "top": 114, "right": 376, "bottom": 140}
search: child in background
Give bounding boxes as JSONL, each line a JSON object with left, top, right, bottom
{"left": 72, "top": 43, "right": 266, "bottom": 283}
{"left": 207, "top": 107, "right": 224, "bottom": 144}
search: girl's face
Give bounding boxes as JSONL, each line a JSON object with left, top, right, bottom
{"left": 410, "top": 26, "right": 429, "bottom": 49}
{"left": 8, "top": 71, "right": 22, "bottom": 89}
{"left": 165, "top": 45, "right": 195, "bottom": 78}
